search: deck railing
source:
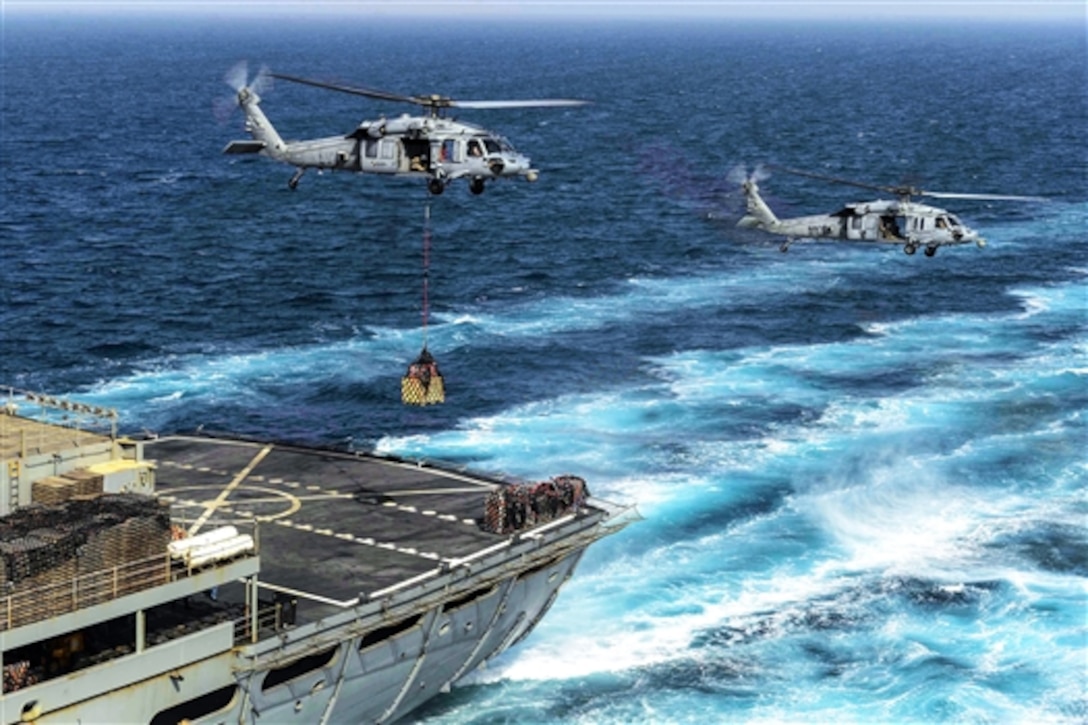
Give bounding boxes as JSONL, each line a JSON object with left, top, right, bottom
{"left": 0, "top": 530, "right": 259, "bottom": 632}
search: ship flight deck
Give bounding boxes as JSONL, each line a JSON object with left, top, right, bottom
{"left": 145, "top": 434, "right": 613, "bottom": 621}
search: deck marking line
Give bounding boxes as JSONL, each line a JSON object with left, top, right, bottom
{"left": 188, "top": 443, "right": 274, "bottom": 535}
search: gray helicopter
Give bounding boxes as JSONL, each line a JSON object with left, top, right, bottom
{"left": 221, "top": 62, "right": 587, "bottom": 195}
{"left": 736, "top": 165, "right": 1043, "bottom": 257}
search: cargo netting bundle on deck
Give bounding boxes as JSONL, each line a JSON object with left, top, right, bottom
{"left": 481, "top": 475, "right": 589, "bottom": 535}
{"left": 0, "top": 494, "right": 172, "bottom": 628}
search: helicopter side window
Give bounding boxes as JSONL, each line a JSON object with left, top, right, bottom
{"left": 365, "top": 139, "right": 379, "bottom": 159}
{"left": 483, "top": 138, "right": 502, "bottom": 155}
{"left": 440, "top": 139, "right": 459, "bottom": 163}
{"left": 467, "top": 140, "right": 483, "bottom": 158}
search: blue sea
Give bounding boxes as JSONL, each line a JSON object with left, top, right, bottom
{"left": 2, "top": 13, "right": 1086, "bottom": 724}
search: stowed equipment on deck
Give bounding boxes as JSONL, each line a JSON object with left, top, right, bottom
{"left": 482, "top": 475, "right": 590, "bottom": 535}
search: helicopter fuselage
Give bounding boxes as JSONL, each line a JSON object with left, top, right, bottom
{"left": 738, "top": 179, "right": 986, "bottom": 256}
{"left": 224, "top": 87, "right": 539, "bottom": 194}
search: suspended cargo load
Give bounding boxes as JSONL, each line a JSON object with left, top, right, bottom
{"left": 401, "top": 347, "right": 445, "bottom": 406}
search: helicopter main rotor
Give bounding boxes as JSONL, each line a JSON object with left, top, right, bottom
{"left": 270, "top": 72, "right": 588, "bottom": 118}
{"left": 768, "top": 165, "right": 1045, "bottom": 204}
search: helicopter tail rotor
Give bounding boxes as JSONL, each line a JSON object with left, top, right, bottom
{"left": 215, "top": 61, "right": 275, "bottom": 123}
{"left": 224, "top": 60, "right": 274, "bottom": 96}
{"left": 727, "top": 163, "right": 770, "bottom": 187}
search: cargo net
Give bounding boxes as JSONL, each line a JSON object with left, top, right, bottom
{"left": 481, "top": 475, "right": 590, "bottom": 535}
{"left": 0, "top": 494, "right": 171, "bottom": 597}
{"left": 401, "top": 347, "right": 445, "bottom": 406}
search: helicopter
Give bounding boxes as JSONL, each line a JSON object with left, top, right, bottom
{"left": 736, "top": 165, "right": 1044, "bottom": 257}
{"left": 220, "top": 62, "right": 588, "bottom": 195}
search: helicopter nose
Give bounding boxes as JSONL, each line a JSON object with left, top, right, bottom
{"left": 502, "top": 154, "right": 535, "bottom": 178}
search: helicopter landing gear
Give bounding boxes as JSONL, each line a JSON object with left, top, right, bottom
{"left": 288, "top": 168, "right": 305, "bottom": 190}
{"left": 924, "top": 246, "right": 938, "bottom": 257}
{"left": 779, "top": 238, "right": 793, "bottom": 253}
{"left": 903, "top": 243, "right": 917, "bottom": 255}
{"left": 469, "top": 178, "right": 486, "bottom": 195}
{"left": 427, "top": 178, "right": 445, "bottom": 195}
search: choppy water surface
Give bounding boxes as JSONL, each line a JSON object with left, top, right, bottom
{"left": 2, "top": 16, "right": 1085, "bottom": 724}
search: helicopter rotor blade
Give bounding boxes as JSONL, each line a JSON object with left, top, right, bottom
{"left": 270, "top": 73, "right": 417, "bottom": 105}
{"left": 271, "top": 72, "right": 588, "bottom": 112}
{"left": 922, "top": 191, "right": 1048, "bottom": 202}
{"left": 771, "top": 165, "right": 1046, "bottom": 202}
{"left": 450, "top": 99, "right": 590, "bottom": 109}
{"left": 768, "top": 165, "right": 893, "bottom": 194}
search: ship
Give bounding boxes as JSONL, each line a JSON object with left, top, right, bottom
{"left": 0, "top": 388, "right": 633, "bottom": 723}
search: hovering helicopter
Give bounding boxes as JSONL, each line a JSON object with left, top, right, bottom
{"left": 220, "top": 62, "right": 588, "bottom": 195}
{"left": 736, "top": 165, "right": 1044, "bottom": 257}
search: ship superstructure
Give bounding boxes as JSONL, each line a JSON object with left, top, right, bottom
{"left": 0, "top": 390, "right": 631, "bottom": 723}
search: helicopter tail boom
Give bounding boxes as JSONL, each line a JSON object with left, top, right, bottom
{"left": 737, "top": 180, "right": 780, "bottom": 230}
{"left": 228, "top": 87, "right": 287, "bottom": 160}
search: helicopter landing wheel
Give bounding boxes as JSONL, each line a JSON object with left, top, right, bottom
{"left": 903, "top": 244, "right": 917, "bottom": 255}
{"left": 924, "top": 246, "right": 937, "bottom": 257}
{"left": 469, "top": 178, "right": 485, "bottom": 195}
{"left": 427, "top": 178, "right": 445, "bottom": 195}
{"left": 288, "top": 168, "right": 304, "bottom": 190}
{"left": 779, "top": 242, "right": 791, "bottom": 253}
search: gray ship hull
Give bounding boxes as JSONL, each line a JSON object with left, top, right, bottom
{"left": 29, "top": 546, "right": 583, "bottom": 724}
{"left": 1, "top": 403, "right": 632, "bottom": 724}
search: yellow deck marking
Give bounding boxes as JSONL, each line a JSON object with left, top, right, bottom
{"left": 188, "top": 444, "right": 273, "bottom": 535}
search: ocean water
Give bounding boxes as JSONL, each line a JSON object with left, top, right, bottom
{"left": 2, "top": 14, "right": 1086, "bottom": 724}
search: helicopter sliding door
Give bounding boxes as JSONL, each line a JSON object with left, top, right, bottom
{"left": 361, "top": 138, "right": 401, "bottom": 174}
{"left": 844, "top": 212, "right": 875, "bottom": 241}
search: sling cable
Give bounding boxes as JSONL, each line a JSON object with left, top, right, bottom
{"left": 401, "top": 202, "right": 445, "bottom": 405}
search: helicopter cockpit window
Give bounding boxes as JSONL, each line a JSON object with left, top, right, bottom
{"left": 467, "top": 140, "right": 484, "bottom": 157}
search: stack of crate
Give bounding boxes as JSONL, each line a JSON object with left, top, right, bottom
{"left": 31, "top": 468, "right": 103, "bottom": 505}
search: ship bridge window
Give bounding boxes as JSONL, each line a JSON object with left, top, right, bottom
{"left": 358, "top": 614, "right": 422, "bottom": 651}
{"left": 261, "top": 645, "right": 338, "bottom": 692}
{"left": 150, "top": 684, "right": 237, "bottom": 725}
